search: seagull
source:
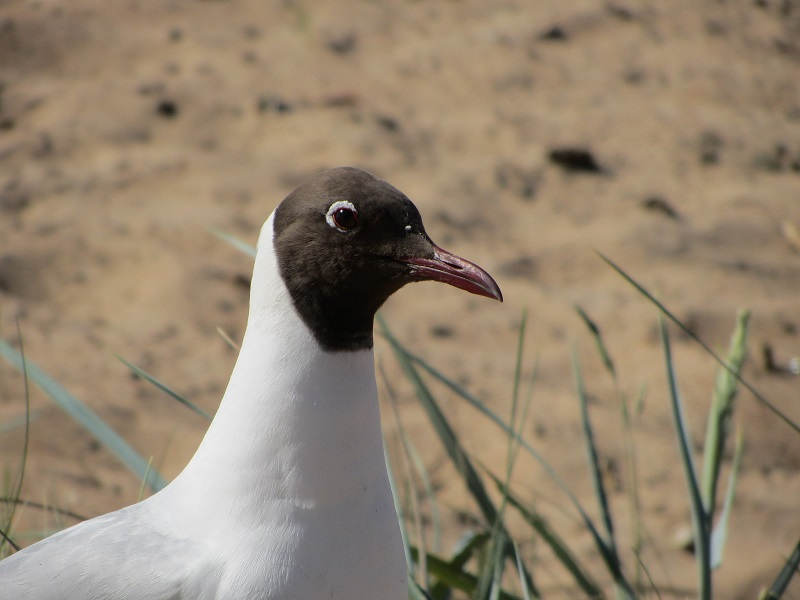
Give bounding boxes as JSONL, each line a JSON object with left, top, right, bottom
{"left": 0, "top": 167, "right": 502, "bottom": 599}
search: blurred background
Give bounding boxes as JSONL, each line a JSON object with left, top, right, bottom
{"left": 1, "top": 1, "right": 799, "bottom": 597}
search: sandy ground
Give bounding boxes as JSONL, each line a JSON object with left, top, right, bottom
{"left": 1, "top": 0, "right": 799, "bottom": 597}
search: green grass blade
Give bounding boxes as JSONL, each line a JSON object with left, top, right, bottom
{"left": 0, "top": 339, "right": 167, "bottom": 492}
{"left": 573, "top": 350, "right": 617, "bottom": 550}
{"left": 760, "top": 537, "right": 800, "bottom": 600}
{"left": 138, "top": 456, "right": 155, "bottom": 502}
{"left": 379, "top": 315, "right": 628, "bottom": 596}
{"left": 500, "top": 309, "right": 533, "bottom": 598}
{"left": 486, "top": 470, "right": 604, "bottom": 598}
{"left": 575, "top": 305, "right": 616, "bottom": 379}
{"left": 475, "top": 529, "right": 505, "bottom": 600}
{"left": 382, "top": 361, "right": 430, "bottom": 588}
{"left": 476, "top": 463, "right": 515, "bottom": 600}
{"left": 577, "top": 305, "right": 647, "bottom": 592}
{"left": 410, "top": 546, "right": 525, "bottom": 600}
{"left": 117, "top": 356, "right": 212, "bottom": 421}
{"left": 0, "top": 526, "right": 19, "bottom": 553}
{"left": 411, "top": 545, "right": 480, "bottom": 596}
{"left": 513, "top": 540, "right": 533, "bottom": 600}
{"left": 379, "top": 321, "right": 582, "bottom": 510}
{"left": 449, "top": 531, "right": 492, "bottom": 569}
{"left": 0, "top": 498, "right": 87, "bottom": 524}
{"left": 701, "top": 309, "right": 749, "bottom": 522}
{"left": 487, "top": 311, "right": 538, "bottom": 600}
{"left": 208, "top": 227, "right": 257, "bottom": 258}
{"left": 430, "top": 533, "right": 489, "bottom": 600}
{"left": 215, "top": 326, "right": 241, "bottom": 351}
{"left": 634, "top": 553, "right": 663, "bottom": 600}
{"left": 621, "top": 384, "right": 645, "bottom": 584}
{"left": 0, "top": 496, "right": 87, "bottom": 557}
{"left": 489, "top": 550, "right": 505, "bottom": 600}
{"left": 659, "top": 317, "right": 711, "bottom": 599}
{"left": 404, "top": 439, "right": 441, "bottom": 555}
{"left": 0, "top": 411, "right": 43, "bottom": 434}
{"left": 573, "top": 350, "right": 627, "bottom": 597}
{"left": 710, "top": 428, "right": 743, "bottom": 568}
{"left": 384, "top": 435, "right": 414, "bottom": 582}
{"left": 11, "top": 326, "right": 30, "bottom": 518}
{"left": 599, "top": 253, "right": 800, "bottom": 436}
{"left": 380, "top": 320, "right": 499, "bottom": 527}
{"left": 409, "top": 576, "right": 434, "bottom": 600}
{"left": 379, "top": 318, "right": 537, "bottom": 597}
{"left": 509, "top": 311, "right": 528, "bottom": 444}
{"left": 1, "top": 323, "right": 30, "bottom": 555}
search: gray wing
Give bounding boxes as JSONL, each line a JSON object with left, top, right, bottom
{"left": 0, "top": 502, "right": 221, "bottom": 600}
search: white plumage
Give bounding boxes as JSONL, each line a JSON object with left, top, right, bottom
{"left": 0, "top": 213, "right": 407, "bottom": 599}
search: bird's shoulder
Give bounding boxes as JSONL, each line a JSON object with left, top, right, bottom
{"left": 0, "top": 501, "right": 220, "bottom": 600}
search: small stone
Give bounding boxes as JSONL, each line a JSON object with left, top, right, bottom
{"left": 642, "top": 196, "right": 680, "bottom": 220}
{"left": 698, "top": 130, "right": 723, "bottom": 165}
{"left": 375, "top": 115, "right": 399, "bottom": 132}
{"left": 430, "top": 325, "right": 454, "bottom": 338}
{"left": 257, "top": 96, "right": 292, "bottom": 114}
{"left": 539, "top": 26, "right": 567, "bottom": 41}
{"left": 156, "top": 100, "right": 179, "bottom": 118}
{"left": 327, "top": 32, "right": 357, "bottom": 54}
{"left": 548, "top": 147, "right": 603, "bottom": 173}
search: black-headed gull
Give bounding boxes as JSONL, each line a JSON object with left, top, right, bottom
{"left": 0, "top": 167, "right": 502, "bottom": 599}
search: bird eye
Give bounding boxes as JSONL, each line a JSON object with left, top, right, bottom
{"left": 333, "top": 207, "right": 358, "bottom": 230}
{"left": 325, "top": 201, "right": 359, "bottom": 232}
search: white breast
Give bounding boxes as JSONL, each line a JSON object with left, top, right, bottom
{"left": 156, "top": 212, "right": 408, "bottom": 598}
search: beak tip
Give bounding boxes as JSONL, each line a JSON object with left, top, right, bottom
{"left": 486, "top": 282, "right": 504, "bottom": 303}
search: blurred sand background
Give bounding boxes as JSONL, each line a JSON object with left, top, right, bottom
{"left": 1, "top": 1, "right": 799, "bottom": 597}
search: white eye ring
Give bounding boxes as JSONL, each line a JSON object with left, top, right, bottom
{"left": 326, "top": 200, "right": 359, "bottom": 231}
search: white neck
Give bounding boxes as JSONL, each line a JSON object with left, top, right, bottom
{"left": 165, "top": 214, "right": 387, "bottom": 519}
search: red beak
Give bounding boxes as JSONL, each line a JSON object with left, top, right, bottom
{"left": 405, "top": 244, "right": 503, "bottom": 302}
